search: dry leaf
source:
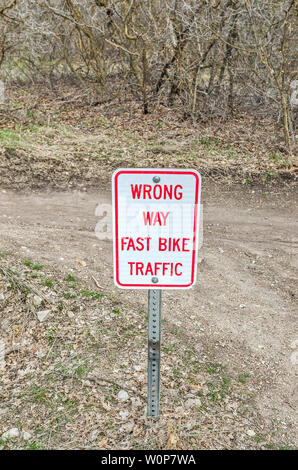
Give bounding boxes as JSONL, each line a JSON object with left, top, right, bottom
{"left": 98, "top": 438, "right": 108, "bottom": 448}
{"left": 133, "top": 425, "right": 142, "bottom": 437}
{"left": 189, "top": 384, "right": 202, "bottom": 390}
{"left": 100, "top": 397, "right": 111, "bottom": 411}
{"left": 74, "top": 259, "right": 87, "bottom": 266}
{"left": 164, "top": 432, "right": 179, "bottom": 450}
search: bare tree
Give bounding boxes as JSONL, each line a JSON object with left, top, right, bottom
{"left": 0, "top": 0, "right": 296, "bottom": 152}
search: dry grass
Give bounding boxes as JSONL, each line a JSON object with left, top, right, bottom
{"left": 0, "top": 82, "right": 296, "bottom": 451}
{"left": 0, "top": 82, "right": 297, "bottom": 191}
{"left": 0, "top": 251, "right": 294, "bottom": 450}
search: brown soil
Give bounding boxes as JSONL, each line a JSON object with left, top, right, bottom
{"left": 0, "top": 182, "right": 297, "bottom": 449}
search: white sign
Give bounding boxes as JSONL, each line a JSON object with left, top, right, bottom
{"left": 112, "top": 168, "right": 201, "bottom": 289}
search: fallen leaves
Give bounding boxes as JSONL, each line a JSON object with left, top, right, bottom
{"left": 0, "top": 252, "right": 296, "bottom": 451}
{"left": 74, "top": 259, "right": 87, "bottom": 266}
{"left": 98, "top": 438, "right": 108, "bottom": 449}
{"left": 189, "top": 384, "right": 202, "bottom": 391}
{"left": 164, "top": 422, "right": 180, "bottom": 450}
{"left": 164, "top": 432, "right": 179, "bottom": 450}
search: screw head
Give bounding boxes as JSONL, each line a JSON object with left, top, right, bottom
{"left": 153, "top": 176, "right": 160, "bottom": 183}
{"left": 151, "top": 277, "right": 159, "bottom": 284}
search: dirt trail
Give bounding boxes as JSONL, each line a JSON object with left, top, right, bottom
{"left": 0, "top": 183, "right": 297, "bottom": 444}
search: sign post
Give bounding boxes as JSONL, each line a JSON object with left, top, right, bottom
{"left": 147, "top": 289, "right": 162, "bottom": 417}
{"left": 112, "top": 168, "right": 201, "bottom": 418}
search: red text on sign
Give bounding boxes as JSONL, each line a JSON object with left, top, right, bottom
{"left": 128, "top": 262, "right": 183, "bottom": 276}
{"left": 143, "top": 211, "right": 170, "bottom": 226}
{"left": 121, "top": 237, "right": 151, "bottom": 251}
{"left": 131, "top": 184, "right": 183, "bottom": 200}
{"left": 159, "top": 237, "right": 190, "bottom": 252}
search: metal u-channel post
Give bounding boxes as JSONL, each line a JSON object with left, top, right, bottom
{"left": 147, "top": 289, "right": 161, "bottom": 418}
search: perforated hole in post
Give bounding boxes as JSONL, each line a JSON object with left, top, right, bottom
{"left": 148, "top": 290, "right": 161, "bottom": 417}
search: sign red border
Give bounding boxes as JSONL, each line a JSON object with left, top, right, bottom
{"left": 113, "top": 169, "right": 200, "bottom": 288}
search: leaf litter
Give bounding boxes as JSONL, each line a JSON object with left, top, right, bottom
{"left": 0, "top": 252, "right": 295, "bottom": 450}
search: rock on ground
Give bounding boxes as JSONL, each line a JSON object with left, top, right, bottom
{"left": 2, "top": 428, "right": 20, "bottom": 440}
{"left": 37, "top": 309, "right": 51, "bottom": 322}
{"left": 117, "top": 390, "right": 129, "bottom": 401}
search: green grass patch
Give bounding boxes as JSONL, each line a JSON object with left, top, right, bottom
{"left": 238, "top": 372, "right": 250, "bottom": 384}
{"left": 0, "top": 128, "right": 20, "bottom": 144}
{"left": 269, "top": 152, "right": 291, "bottom": 168}
{"left": 23, "top": 260, "right": 33, "bottom": 267}
{"left": 64, "top": 292, "right": 75, "bottom": 300}
{"left": 43, "top": 279, "right": 53, "bottom": 288}
{"left": 81, "top": 290, "right": 103, "bottom": 299}
{"left": 32, "top": 264, "right": 43, "bottom": 271}
{"left": 206, "top": 362, "right": 222, "bottom": 374}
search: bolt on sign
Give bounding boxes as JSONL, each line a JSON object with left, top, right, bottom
{"left": 112, "top": 168, "right": 201, "bottom": 289}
